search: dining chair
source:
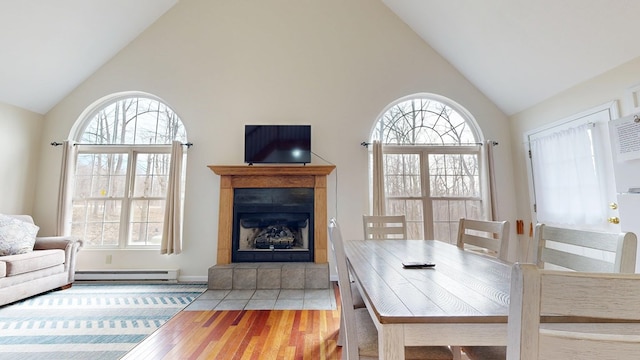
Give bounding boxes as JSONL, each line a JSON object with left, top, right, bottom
{"left": 454, "top": 218, "right": 510, "bottom": 360}
{"left": 362, "top": 215, "right": 407, "bottom": 240}
{"left": 507, "top": 263, "right": 640, "bottom": 360}
{"left": 533, "top": 223, "right": 637, "bottom": 273}
{"left": 456, "top": 218, "right": 510, "bottom": 261}
{"left": 328, "top": 218, "right": 453, "bottom": 360}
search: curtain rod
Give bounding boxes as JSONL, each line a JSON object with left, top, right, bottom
{"left": 360, "top": 141, "right": 497, "bottom": 148}
{"left": 51, "top": 142, "right": 193, "bottom": 148}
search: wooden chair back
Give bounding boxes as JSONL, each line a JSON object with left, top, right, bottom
{"left": 328, "top": 218, "right": 359, "bottom": 359}
{"left": 456, "top": 218, "right": 510, "bottom": 261}
{"left": 507, "top": 263, "right": 640, "bottom": 360}
{"left": 362, "top": 215, "right": 407, "bottom": 240}
{"left": 533, "top": 223, "right": 637, "bottom": 273}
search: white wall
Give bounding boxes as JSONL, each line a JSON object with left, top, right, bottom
{"left": 34, "top": 0, "right": 517, "bottom": 280}
{"left": 0, "top": 101, "right": 43, "bottom": 215}
{"left": 510, "top": 56, "right": 640, "bottom": 259}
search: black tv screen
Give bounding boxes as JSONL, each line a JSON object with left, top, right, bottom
{"left": 244, "top": 125, "right": 311, "bottom": 164}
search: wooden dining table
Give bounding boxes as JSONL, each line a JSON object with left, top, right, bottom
{"left": 343, "top": 239, "right": 512, "bottom": 359}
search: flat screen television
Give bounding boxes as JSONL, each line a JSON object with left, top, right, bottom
{"left": 244, "top": 125, "right": 311, "bottom": 164}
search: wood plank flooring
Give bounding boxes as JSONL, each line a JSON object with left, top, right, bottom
{"left": 121, "top": 286, "right": 343, "bottom": 360}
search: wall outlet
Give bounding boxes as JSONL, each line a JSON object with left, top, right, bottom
{"left": 105, "top": 254, "right": 112, "bottom": 264}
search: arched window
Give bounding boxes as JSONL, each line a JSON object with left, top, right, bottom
{"left": 69, "top": 93, "right": 187, "bottom": 248}
{"left": 370, "top": 94, "right": 487, "bottom": 243}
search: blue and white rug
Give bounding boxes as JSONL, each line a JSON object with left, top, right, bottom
{"left": 0, "top": 283, "right": 206, "bottom": 360}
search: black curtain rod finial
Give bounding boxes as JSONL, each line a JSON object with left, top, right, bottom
{"left": 361, "top": 141, "right": 369, "bottom": 148}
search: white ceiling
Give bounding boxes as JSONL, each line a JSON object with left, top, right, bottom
{"left": 0, "top": 0, "right": 177, "bottom": 114}
{"left": 383, "top": 0, "right": 640, "bottom": 115}
{"left": 2, "top": 0, "right": 640, "bottom": 115}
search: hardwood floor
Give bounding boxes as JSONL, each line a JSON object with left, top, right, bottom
{"left": 121, "top": 286, "right": 343, "bottom": 360}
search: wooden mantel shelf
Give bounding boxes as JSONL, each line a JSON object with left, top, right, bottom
{"left": 209, "top": 164, "right": 335, "bottom": 265}
{"left": 208, "top": 165, "right": 335, "bottom": 176}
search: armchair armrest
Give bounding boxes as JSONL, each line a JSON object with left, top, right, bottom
{"left": 34, "top": 236, "right": 83, "bottom": 283}
{"left": 34, "top": 236, "right": 83, "bottom": 251}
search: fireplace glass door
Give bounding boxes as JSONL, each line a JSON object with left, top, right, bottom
{"left": 232, "top": 188, "right": 314, "bottom": 262}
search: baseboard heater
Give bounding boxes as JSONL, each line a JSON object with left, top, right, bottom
{"left": 75, "top": 269, "right": 179, "bottom": 282}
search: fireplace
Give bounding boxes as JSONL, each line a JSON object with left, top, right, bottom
{"left": 209, "top": 165, "right": 335, "bottom": 265}
{"left": 233, "top": 188, "right": 314, "bottom": 262}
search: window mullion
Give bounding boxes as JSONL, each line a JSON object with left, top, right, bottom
{"left": 421, "top": 150, "right": 434, "bottom": 239}
{"left": 119, "top": 149, "right": 136, "bottom": 249}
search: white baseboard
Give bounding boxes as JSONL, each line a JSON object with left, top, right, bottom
{"left": 75, "top": 269, "right": 179, "bottom": 282}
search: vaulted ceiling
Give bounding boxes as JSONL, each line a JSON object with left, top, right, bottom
{"left": 382, "top": 0, "right": 640, "bottom": 115}
{"left": 0, "top": 0, "right": 177, "bottom": 114}
{"left": 3, "top": 0, "right": 640, "bottom": 115}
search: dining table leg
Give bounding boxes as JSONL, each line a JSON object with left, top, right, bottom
{"left": 379, "top": 323, "right": 404, "bottom": 360}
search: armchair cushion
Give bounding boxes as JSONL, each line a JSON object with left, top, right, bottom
{"left": 0, "top": 214, "right": 39, "bottom": 256}
{"left": 3, "top": 250, "right": 65, "bottom": 276}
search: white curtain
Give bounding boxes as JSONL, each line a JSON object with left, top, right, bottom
{"left": 161, "top": 141, "right": 185, "bottom": 255}
{"left": 484, "top": 140, "right": 499, "bottom": 221}
{"left": 530, "top": 124, "right": 606, "bottom": 227}
{"left": 372, "top": 140, "right": 386, "bottom": 216}
{"left": 56, "top": 141, "right": 76, "bottom": 236}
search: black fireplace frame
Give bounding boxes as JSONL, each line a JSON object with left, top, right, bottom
{"left": 232, "top": 188, "right": 314, "bottom": 262}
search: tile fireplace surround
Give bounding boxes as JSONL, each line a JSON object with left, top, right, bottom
{"left": 208, "top": 165, "right": 336, "bottom": 265}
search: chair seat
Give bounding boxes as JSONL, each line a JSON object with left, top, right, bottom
{"left": 355, "top": 308, "right": 453, "bottom": 360}
{"left": 461, "top": 345, "right": 506, "bottom": 360}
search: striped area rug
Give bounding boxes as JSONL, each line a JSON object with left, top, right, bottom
{"left": 0, "top": 283, "right": 207, "bottom": 360}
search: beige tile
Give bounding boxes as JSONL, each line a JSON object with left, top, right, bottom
{"left": 303, "top": 298, "right": 333, "bottom": 310}
{"left": 233, "top": 268, "right": 257, "bottom": 289}
{"left": 281, "top": 265, "right": 305, "bottom": 289}
{"left": 305, "top": 265, "right": 329, "bottom": 289}
{"left": 257, "top": 267, "right": 281, "bottom": 289}
{"left": 245, "top": 299, "right": 276, "bottom": 310}
{"left": 304, "top": 289, "right": 332, "bottom": 301}
{"left": 278, "top": 289, "right": 305, "bottom": 300}
{"left": 198, "top": 290, "right": 230, "bottom": 300}
{"left": 208, "top": 267, "right": 233, "bottom": 290}
{"left": 273, "top": 299, "right": 304, "bottom": 310}
{"left": 184, "top": 299, "right": 220, "bottom": 311}
{"left": 215, "top": 299, "right": 249, "bottom": 310}
{"left": 226, "top": 289, "right": 255, "bottom": 300}
{"left": 252, "top": 289, "right": 280, "bottom": 299}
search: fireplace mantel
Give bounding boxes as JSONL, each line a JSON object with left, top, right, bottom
{"left": 209, "top": 165, "right": 335, "bottom": 264}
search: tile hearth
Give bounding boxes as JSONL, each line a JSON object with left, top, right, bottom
{"left": 184, "top": 287, "right": 337, "bottom": 311}
{"left": 208, "top": 262, "right": 330, "bottom": 290}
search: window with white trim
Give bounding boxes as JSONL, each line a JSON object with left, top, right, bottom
{"left": 70, "top": 95, "right": 187, "bottom": 248}
{"left": 371, "top": 95, "right": 486, "bottom": 243}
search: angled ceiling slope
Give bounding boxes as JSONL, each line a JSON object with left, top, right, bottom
{"left": 0, "top": 0, "right": 177, "bottom": 114}
{"left": 3, "top": 0, "right": 640, "bottom": 116}
{"left": 383, "top": 0, "right": 640, "bottom": 115}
